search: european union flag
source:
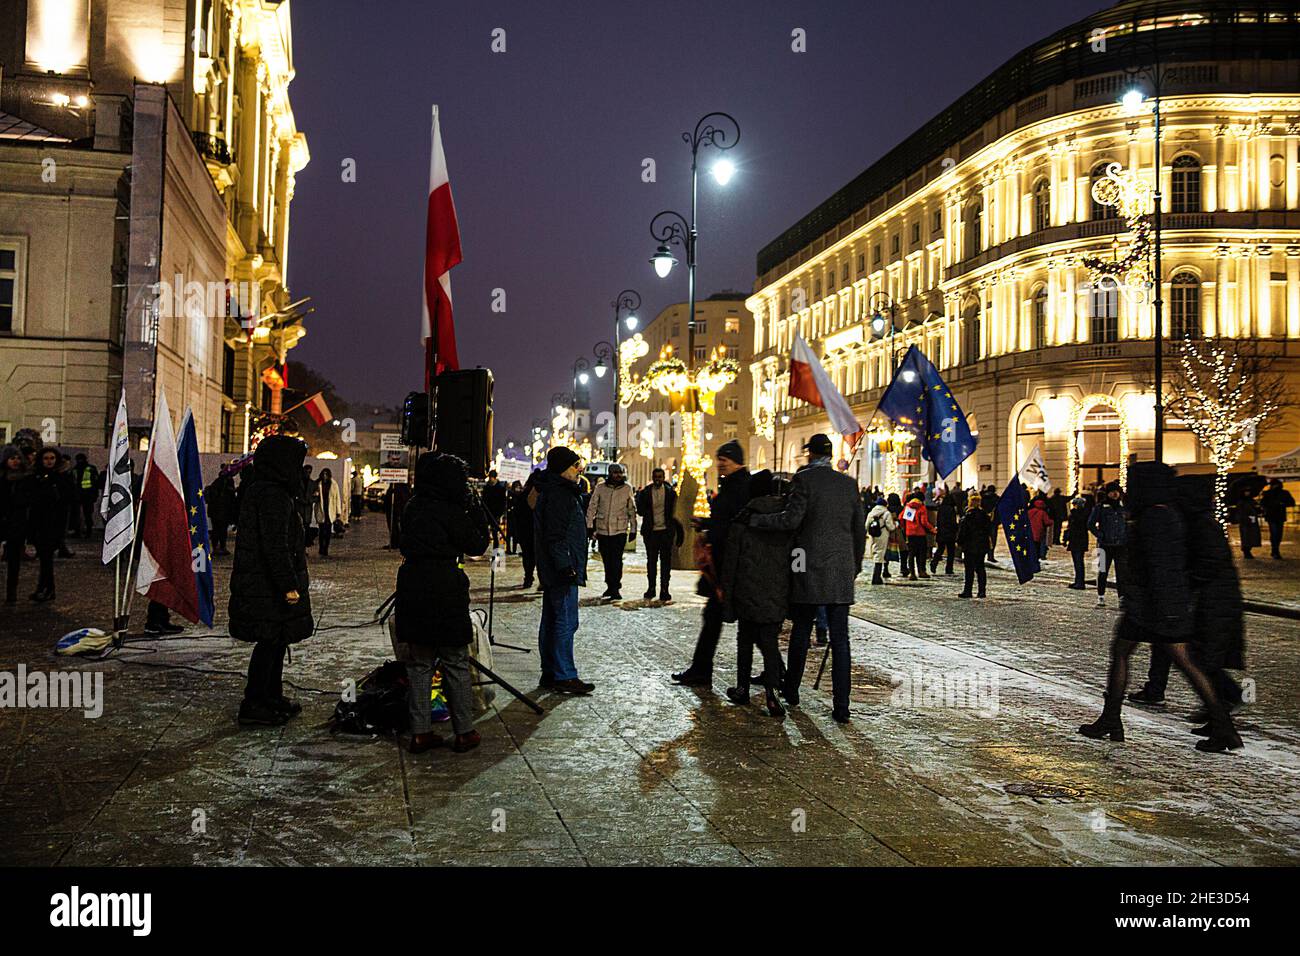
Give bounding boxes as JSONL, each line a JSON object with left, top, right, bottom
{"left": 178, "top": 410, "right": 215, "bottom": 626}
{"left": 876, "top": 345, "right": 977, "bottom": 479}
{"left": 996, "top": 475, "right": 1041, "bottom": 585}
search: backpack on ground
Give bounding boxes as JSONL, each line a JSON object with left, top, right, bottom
{"left": 330, "top": 660, "right": 411, "bottom": 736}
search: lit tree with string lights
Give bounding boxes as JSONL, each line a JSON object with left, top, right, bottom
{"left": 1164, "top": 336, "right": 1285, "bottom": 527}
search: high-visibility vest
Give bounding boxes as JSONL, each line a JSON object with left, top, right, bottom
{"left": 80, "top": 468, "right": 94, "bottom": 490}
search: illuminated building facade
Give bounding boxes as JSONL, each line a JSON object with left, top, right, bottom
{"left": 0, "top": 0, "right": 309, "bottom": 452}
{"left": 747, "top": 0, "right": 1300, "bottom": 493}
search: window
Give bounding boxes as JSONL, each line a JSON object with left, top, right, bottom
{"left": 932, "top": 209, "right": 942, "bottom": 233}
{"left": 827, "top": 269, "right": 836, "bottom": 292}
{"left": 966, "top": 203, "right": 982, "bottom": 256}
{"left": 841, "top": 263, "right": 848, "bottom": 285}
{"left": 724, "top": 316, "right": 741, "bottom": 334}
{"left": 671, "top": 323, "right": 679, "bottom": 336}
{"left": 1033, "top": 178, "right": 1051, "bottom": 232}
{"left": 1089, "top": 284, "right": 1119, "bottom": 343}
{"left": 723, "top": 423, "right": 738, "bottom": 439}
{"left": 891, "top": 234, "right": 900, "bottom": 255}
{"left": 1170, "top": 272, "right": 1201, "bottom": 338}
{"left": 857, "top": 253, "right": 865, "bottom": 274}
{"left": 963, "top": 304, "right": 981, "bottom": 363}
{"left": 0, "top": 245, "right": 19, "bottom": 334}
{"left": 872, "top": 244, "right": 881, "bottom": 265}
{"left": 911, "top": 222, "right": 920, "bottom": 245}
{"left": 1032, "top": 286, "right": 1048, "bottom": 348}
{"left": 1091, "top": 164, "right": 1118, "bottom": 220}
{"left": 696, "top": 319, "right": 707, "bottom": 334}
{"left": 726, "top": 345, "right": 739, "bottom": 360}
{"left": 725, "top": 396, "right": 740, "bottom": 412}
{"left": 1171, "top": 155, "right": 1202, "bottom": 213}
{"left": 813, "top": 278, "right": 821, "bottom": 298}
{"left": 694, "top": 346, "right": 707, "bottom": 363}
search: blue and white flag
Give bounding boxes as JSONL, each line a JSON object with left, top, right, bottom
{"left": 876, "top": 345, "right": 977, "bottom": 479}
{"left": 996, "top": 475, "right": 1041, "bottom": 585}
{"left": 101, "top": 389, "right": 135, "bottom": 564}
{"left": 177, "top": 409, "right": 214, "bottom": 626}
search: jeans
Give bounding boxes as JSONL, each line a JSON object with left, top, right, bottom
{"left": 1268, "top": 520, "right": 1284, "bottom": 557}
{"left": 1097, "top": 545, "right": 1124, "bottom": 596}
{"left": 687, "top": 593, "right": 726, "bottom": 677}
{"left": 1070, "top": 548, "right": 1086, "bottom": 587}
{"left": 931, "top": 541, "right": 957, "bottom": 573}
{"left": 788, "top": 603, "right": 851, "bottom": 715}
{"left": 596, "top": 533, "right": 627, "bottom": 594}
{"left": 736, "top": 620, "right": 784, "bottom": 693}
{"left": 907, "top": 535, "right": 930, "bottom": 576}
{"left": 244, "top": 640, "right": 287, "bottom": 705}
{"left": 1037, "top": 537, "right": 1049, "bottom": 560}
{"left": 406, "top": 643, "right": 475, "bottom": 735}
{"left": 644, "top": 528, "right": 674, "bottom": 595}
{"left": 538, "top": 584, "right": 580, "bottom": 681}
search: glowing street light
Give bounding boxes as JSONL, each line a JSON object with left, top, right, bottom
{"left": 711, "top": 157, "right": 736, "bottom": 186}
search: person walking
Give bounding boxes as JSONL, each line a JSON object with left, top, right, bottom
{"left": 205, "top": 470, "right": 237, "bottom": 556}
{"left": 1079, "top": 462, "right": 1242, "bottom": 753}
{"left": 1028, "top": 497, "right": 1054, "bottom": 562}
{"left": 930, "top": 491, "right": 959, "bottom": 576}
{"left": 534, "top": 447, "right": 595, "bottom": 694}
{"left": 2, "top": 445, "right": 29, "bottom": 605}
{"left": 70, "top": 453, "right": 99, "bottom": 538}
{"left": 1260, "top": 478, "right": 1294, "bottom": 560}
{"left": 866, "top": 495, "right": 897, "bottom": 585}
{"left": 747, "top": 433, "right": 865, "bottom": 723}
{"left": 586, "top": 463, "right": 637, "bottom": 601}
{"left": 228, "top": 435, "right": 313, "bottom": 726}
{"left": 1063, "top": 496, "right": 1091, "bottom": 589}
{"left": 1048, "top": 488, "right": 1068, "bottom": 546}
{"left": 1088, "top": 481, "right": 1128, "bottom": 607}
{"left": 671, "top": 441, "right": 750, "bottom": 687}
{"left": 315, "top": 466, "right": 342, "bottom": 557}
{"left": 636, "top": 467, "right": 681, "bottom": 602}
{"left": 396, "top": 452, "right": 492, "bottom": 754}
{"left": 885, "top": 492, "right": 905, "bottom": 579}
{"left": 718, "top": 469, "right": 789, "bottom": 718}
{"left": 956, "top": 494, "right": 990, "bottom": 598}
{"left": 902, "top": 491, "right": 935, "bottom": 580}
{"left": 511, "top": 471, "right": 538, "bottom": 589}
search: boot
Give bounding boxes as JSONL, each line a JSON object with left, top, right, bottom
{"left": 765, "top": 686, "right": 785, "bottom": 718}
{"left": 452, "top": 730, "right": 481, "bottom": 753}
{"left": 977, "top": 587, "right": 986, "bottom": 598}
{"left": 1195, "top": 705, "right": 1243, "bottom": 753}
{"left": 871, "top": 563, "right": 883, "bottom": 586}
{"left": 957, "top": 590, "right": 972, "bottom": 599}
{"left": 725, "top": 686, "right": 750, "bottom": 706}
{"left": 408, "top": 731, "right": 444, "bottom": 754}
{"left": 929, "top": 558, "right": 938, "bottom": 575}
{"left": 1079, "top": 697, "right": 1125, "bottom": 742}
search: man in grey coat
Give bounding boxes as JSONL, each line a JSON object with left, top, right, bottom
{"left": 747, "top": 433, "right": 865, "bottom": 722}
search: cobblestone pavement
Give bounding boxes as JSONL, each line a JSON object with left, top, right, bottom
{"left": 1, "top": 516, "right": 1298, "bottom": 867}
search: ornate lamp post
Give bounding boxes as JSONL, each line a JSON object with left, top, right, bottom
{"left": 646, "top": 112, "right": 741, "bottom": 515}
{"left": 608, "top": 290, "right": 640, "bottom": 462}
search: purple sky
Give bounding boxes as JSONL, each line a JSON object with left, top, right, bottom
{"left": 288, "top": 0, "right": 1104, "bottom": 445}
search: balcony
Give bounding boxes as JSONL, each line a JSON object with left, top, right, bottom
{"left": 191, "top": 131, "right": 233, "bottom": 166}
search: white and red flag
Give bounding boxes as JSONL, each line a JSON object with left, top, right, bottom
{"left": 302, "top": 392, "right": 332, "bottom": 426}
{"left": 134, "top": 390, "right": 201, "bottom": 623}
{"left": 422, "top": 104, "right": 463, "bottom": 388}
{"left": 788, "top": 333, "right": 864, "bottom": 451}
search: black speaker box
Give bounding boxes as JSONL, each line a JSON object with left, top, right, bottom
{"left": 434, "top": 368, "right": 494, "bottom": 478}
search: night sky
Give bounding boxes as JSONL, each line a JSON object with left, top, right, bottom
{"left": 288, "top": 0, "right": 1103, "bottom": 445}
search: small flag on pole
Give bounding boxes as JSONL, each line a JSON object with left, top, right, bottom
{"left": 996, "top": 474, "right": 1042, "bottom": 585}
{"left": 1018, "top": 444, "right": 1052, "bottom": 494}
{"left": 135, "top": 391, "right": 202, "bottom": 623}
{"left": 422, "top": 104, "right": 463, "bottom": 386}
{"left": 101, "top": 390, "right": 135, "bottom": 564}
{"left": 302, "top": 392, "right": 332, "bottom": 426}
{"left": 875, "top": 345, "right": 977, "bottom": 479}
{"left": 178, "top": 409, "right": 214, "bottom": 627}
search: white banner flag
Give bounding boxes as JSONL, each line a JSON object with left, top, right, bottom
{"left": 101, "top": 390, "right": 135, "bottom": 564}
{"left": 1018, "top": 444, "right": 1052, "bottom": 494}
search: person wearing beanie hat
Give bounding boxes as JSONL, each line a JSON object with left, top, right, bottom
{"left": 670, "top": 443, "right": 751, "bottom": 687}
{"left": 1063, "top": 495, "right": 1093, "bottom": 590}
{"left": 746, "top": 430, "right": 865, "bottom": 723}
{"left": 533, "top": 447, "right": 595, "bottom": 694}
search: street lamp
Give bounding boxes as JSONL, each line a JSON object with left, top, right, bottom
{"left": 1117, "top": 29, "right": 1171, "bottom": 462}
{"left": 608, "top": 289, "right": 641, "bottom": 465}
{"left": 869, "top": 290, "right": 906, "bottom": 377}
{"left": 778, "top": 412, "right": 791, "bottom": 473}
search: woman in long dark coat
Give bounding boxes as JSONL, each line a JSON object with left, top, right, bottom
{"left": 396, "top": 452, "right": 492, "bottom": 754}
{"left": 1079, "top": 462, "right": 1242, "bottom": 753}
{"left": 22, "top": 446, "right": 70, "bottom": 602}
{"left": 955, "top": 494, "right": 990, "bottom": 598}
{"left": 1236, "top": 490, "right": 1262, "bottom": 559}
{"left": 718, "top": 470, "right": 789, "bottom": 718}
{"left": 229, "top": 436, "right": 313, "bottom": 727}
{"left": 2, "top": 445, "right": 29, "bottom": 605}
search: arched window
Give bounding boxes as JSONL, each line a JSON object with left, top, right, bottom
{"left": 1033, "top": 178, "right": 1052, "bottom": 232}
{"left": 1170, "top": 272, "right": 1201, "bottom": 339}
{"left": 963, "top": 302, "right": 982, "bottom": 363}
{"left": 1032, "top": 286, "right": 1049, "bottom": 349}
{"left": 1090, "top": 164, "right": 1118, "bottom": 220}
{"left": 1171, "top": 155, "right": 1202, "bottom": 213}
{"left": 965, "top": 202, "right": 983, "bottom": 258}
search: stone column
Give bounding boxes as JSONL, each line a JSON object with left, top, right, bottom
{"left": 1048, "top": 144, "right": 1062, "bottom": 227}
{"left": 1237, "top": 247, "right": 1253, "bottom": 337}
{"left": 1286, "top": 122, "right": 1300, "bottom": 211}
{"left": 1256, "top": 121, "right": 1273, "bottom": 211}
{"left": 1209, "top": 123, "right": 1227, "bottom": 212}
{"left": 1215, "top": 246, "right": 1233, "bottom": 338}
{"left": 1063, "top": 258, "right": 1078, "bottom": 344}
{"left": 1286, "top": 246, "right": 1300, "bottom": 339}
{"left": 1064, "top": 141, "right": 1079, "bottom": 223}
{"left": 1256, "top": 244, "right": 1273, "bottom": 337}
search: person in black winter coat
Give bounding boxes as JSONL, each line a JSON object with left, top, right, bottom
{"left": 1260, "top": 478, "right": 1295, "bottom": 559}
{"left": 1130, "top": 476, "right": 1247, "bottom": 719}
{"left": 396, "top": 452, "right": 492, "bottom": 754}
{"left": 229, "top": 436, "right": 314, "bottom": 727}
{"left": 1235, "top": 490, "right": 1262, "bottom": 559}
{"left": 534, "top": 447, "right": 595, "bottom": 695}
{"left": 671, "top": 440, "right": 750, "bottom": 687}
{"left": 956, "top": 494, "right": 991, "bottom": 598}
{"left": 930, "top": 493, "right": 960, "bottom": 576}
{"left": 205, "top": 471, "right": 237, "bottom": 555}
{"left": 2, "top": 445, "right": 29, "bottom": 605}
{"left": 21, "top": 447, "right": 70, "bottom": 601}
{"left": 511, "top": 471, "right": 538, "bottom": 588}
{"left": 981, "top": 487, "right": 1001, "bottom": 562}
{"left": 1062, "top": 497, "right": 1092, "bottom": 589}
{"left": 1079, "top": 461, "right": 1243, "bottom": 753}
{"left": 717, "top": 470, "right": 788, "bottom": 718}
{"left": 1047, "top": 488, "right": 1069, "bottom": 545}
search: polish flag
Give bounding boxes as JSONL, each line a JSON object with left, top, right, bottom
{"left": 422, "top": 104, "right": 462, "bottom": 387}
{"left": 788, "top": 333, "right": 864, "bottom": 451}
{"left": 134, "top": 391, "right": 200, "bottom": 623}
{"left": 303, "top": 392, "right": 332, "bottom": 426}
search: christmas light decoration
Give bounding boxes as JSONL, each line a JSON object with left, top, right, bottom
{"left": 1066, "top": 394, "right": 1130, "bottom": 493}
{"left": 1166, "top": 336, "right": 1279, "bottom": 526}
{"left": 1081, "top": 162, "right": 1154, "bottom": 302}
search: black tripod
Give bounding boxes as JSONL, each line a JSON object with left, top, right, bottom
{"left": 377, "top": 592, "right": 542, "bottom": 715}
{"left": 486, "top": 524, "right": 529, "bottom": 653}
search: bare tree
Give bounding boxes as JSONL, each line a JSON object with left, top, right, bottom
{"left": 1160, "top": 336, "right": 1290, "bottom": 525}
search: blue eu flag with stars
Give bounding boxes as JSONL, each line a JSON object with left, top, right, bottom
{"left": 996, "top": 475, "right": 1041, "bottom": 585}
{"left": 875, "top": 345, "right": 977, "bottom": 479}
{"left": 178, "top": 410, "right": 215, "bottom": 626}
